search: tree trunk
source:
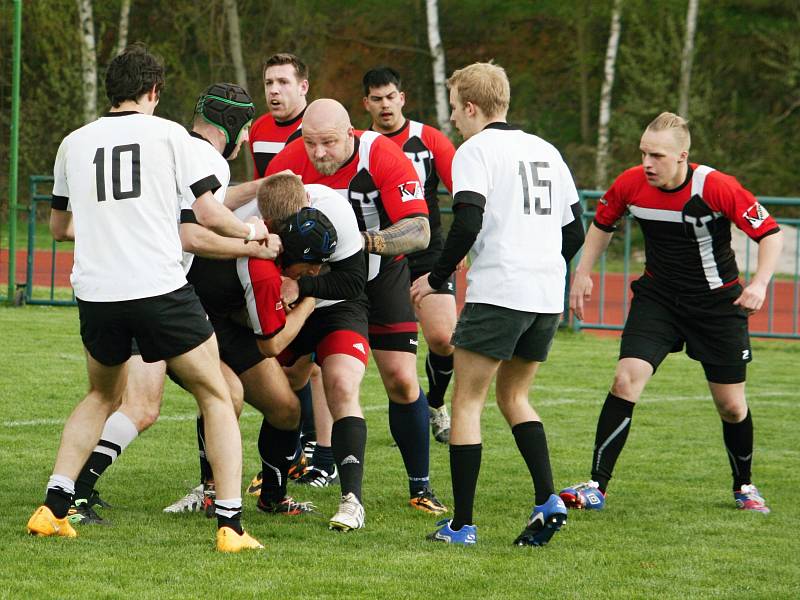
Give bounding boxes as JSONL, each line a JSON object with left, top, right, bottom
{"left": 425, "top": 0, "right": 452, "bottom": 137}
{"left": 577, "top": 0, "right": 591, "bottom": 144}
{"left": 113, "top": 0, "right": 132, "bottom": 58}
{"left": 76, "top": 0, "right": 97, "bottom": 124}
{"left": 224, "top": 0, "right": 253, "bottom": 179}
{"left": 595, "top": 0, "right": 623, "bottom": 190}
{"left": 678, "top": 0, "right": 699, "bottom": 118}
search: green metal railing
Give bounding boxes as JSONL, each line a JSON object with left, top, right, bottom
{"left": 572, "top": 190, "right": 800, "bottom": 339}
{"left": 16, "top": 177, "right": 800, "bottom": 339}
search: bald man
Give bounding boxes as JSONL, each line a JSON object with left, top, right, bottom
{"left": 265, "top": 99, "right": 448, "bottom": 530}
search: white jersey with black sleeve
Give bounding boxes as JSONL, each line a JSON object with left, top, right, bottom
{"left": 304, "top": 183, "right": 363, "bottom": 309}
{"left": 51, "top": 112, "right": 220, "bottom": 301}
{"left": 453, "top": 122, "right": 580, "bottom": 313}
{"left": 179, "top": 132, "right": 231, "bottom": 273}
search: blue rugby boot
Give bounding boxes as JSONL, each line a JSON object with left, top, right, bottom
{"left": 559, "top": 480, "right": 606, "bottom": 510}
{"left": 514, "top": 494, "right": 567, "bottom": 547}
{"left": 426, "top": 519, "right": 477, "bottom": 545}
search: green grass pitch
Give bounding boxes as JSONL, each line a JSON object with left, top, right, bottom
{"left": 1, "top": 306, "right": 797, "bottom": 598}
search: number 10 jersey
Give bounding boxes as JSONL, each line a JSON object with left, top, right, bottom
{"left": 52, "top": 112, "right": 219, "bottom": 301}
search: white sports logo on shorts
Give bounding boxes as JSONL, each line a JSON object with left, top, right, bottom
{"left": 742, "top": 349, "right": 750, "bottom": 360}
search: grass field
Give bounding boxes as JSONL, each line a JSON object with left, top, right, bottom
{"left": 1, "top": 306, "right": 798, "bottom": 599}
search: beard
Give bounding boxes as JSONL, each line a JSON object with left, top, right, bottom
{"left": 312, "top": 158, "right": 341, "bottom": 176}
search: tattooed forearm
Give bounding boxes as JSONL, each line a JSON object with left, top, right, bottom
{"left": 361, "top": 216, "right": 431, "bottom": 256}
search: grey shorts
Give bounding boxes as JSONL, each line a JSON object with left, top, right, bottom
{"left": 451, "top": 302, "right": 560, "bottom": 362}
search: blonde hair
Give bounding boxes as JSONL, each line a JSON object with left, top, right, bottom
{"left": 257, "top": 173, "right": 306, "bottom": 228}
{"left": 646, "top": 112, "right": 691, "bottom": 152}
{"left": 447, "top": 62, "right": 510, "bottom": 119}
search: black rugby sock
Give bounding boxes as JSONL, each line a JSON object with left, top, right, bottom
{"left": 425, "top": 351, "right": 453, "bottom": 409}
{"left": 450, "top": 443, "right": 482, "bottom": 530}
{"left": 258, "top": 418, "right": 300, "bottom": 502}
{"left": 512, "top": 421, "right": 555, "bottom": 505}
{"left": 196, "top": 415, "right": 214, "bottom": 485}
{"left": 295, "top": 381, "right": 316, "bottom": 440}
{"left": 722, "top": 409, "right": 754, "bottom": 490}
{"left": 331, "top": 416, "right": 367, "bottom": 502}
{"left": 389, "top": 390, "right": 431, "bottom": 495}
{"left": 590, "top": 393, "right": 635, "bottom": 493}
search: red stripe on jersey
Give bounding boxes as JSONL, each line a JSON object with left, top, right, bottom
{"left": 316, "top": 330, "right": 370, "bottom": 367}
{"left": 245, "top": 258, "right": 285, "bottom": 337}
{"left": 250, "top": 112, "right": 304, "bottom": 178}
{"left": 367, "top": 321, "right": 418, "bottom": 335}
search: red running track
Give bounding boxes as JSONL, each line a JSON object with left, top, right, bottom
{"left": 2, "top": 249, "right": 798, "bottom": 337}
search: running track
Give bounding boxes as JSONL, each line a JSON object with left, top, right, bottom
{"left": 2, "top": 249, "right": 798, "bottom": 336}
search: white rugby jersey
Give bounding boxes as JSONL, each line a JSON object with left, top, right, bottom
{"left": 235, "top": 184, "right": 363, "bottom": 308}
{"left": 52, "top": 112, "right": 219, "bottom": 301}
{"left": 303, "top": 183, "right": 364, "bottom": 309}
{"left": 179, "top": 133, "right": 231, "bottom": 273}
{"left": 453, "top": 123, "right": 580, "bottom": 312}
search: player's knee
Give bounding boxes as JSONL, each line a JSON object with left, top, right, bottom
{"left": 323, "top": 370, "right": 360, "bottom": 406}
{"left": 715, "top": 398, "right": 748, "bottom": 422}
{"left": 610, "top": 371, "right": 643, "bottom": 402}
{"left": 426, "top": 333, "right": 454, "bottom": 357}
{"left": 228, "top": 381, "right": 245, "bottom": 418}
{"left": 383, "top": 371, "right": 419, "bottom": 404}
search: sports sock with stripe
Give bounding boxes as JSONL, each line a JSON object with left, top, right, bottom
{"left": 425, "top": 351, "right": 453, "bottom": 410}
{"left": 258, "top": 418, "right": 300, "bottom": 503}
{"left": 331, "top": 416, "right": 366, "bottom": 502}
{"left": 722, "top": 409, "right": 753, "bottom": 490}
{"left": 388, "top": 389, "right": 431, "bottom": 495}
{"left": 45, "top": 474, "right": 75, "bottom": 519}
{"left": 74, "top": 411, "right": 139, "bottom": 502}
{"left": 590, "top": 392, "right": 635, "bottom": 493}
{"left": 196, "top": 415, "right": 214, "bottom": 485}
{"left": 512, "top": 420, "right": 555, "bottom": 505}
{"left": 215, "top": 498, "right": 243, "bottom": 534}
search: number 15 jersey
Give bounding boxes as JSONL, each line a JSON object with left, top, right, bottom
{"left": 453, "top": 122, "right": 580, "bottom": 313}
{"left": 52, "top": 112, "right": 219, "bottom": 301}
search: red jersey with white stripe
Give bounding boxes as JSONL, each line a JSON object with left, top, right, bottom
{"left": 379, "top": 119, "right": 454, "bottom": 232}
{"left": 249, "top": 111, "right": 303, "bottom": 178}
{"left": 595, "top": 164, "right": 780, "bottom": 293}
{"left": 235, "top": 256, "right": 286, "bottom": 338}
{"left": 266, "top": 131, "right": 428, "bottom": 280}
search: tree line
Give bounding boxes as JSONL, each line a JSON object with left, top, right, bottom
{"left": 1, "top": 0, "right": 799, "bottom": 218}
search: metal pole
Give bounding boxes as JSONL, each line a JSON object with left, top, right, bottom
{"left": 7, "top": 0, "right": 22, "bottom": 303}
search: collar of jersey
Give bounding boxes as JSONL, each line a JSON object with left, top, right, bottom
{"left": 189, "top": 130, "right": 214, "bottom": 146}
{"left": 374, "top": 119, "right": 409, "bottom": 138}
{"left": 104, "top": 110, "right": 141, "bottom": 117}
{"left": 483, "top": 121, "right": 518, "bottom": 131}
{"left": 657, "top": 166, "right": 694, "bottom": 193}
{"left": 275, "top": 107, "right": 306, "bottom": 127}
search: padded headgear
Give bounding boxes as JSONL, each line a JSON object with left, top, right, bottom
{"left": 279, "top": 207, "right": 338, "bottom": 266}
{"left": 195, "top": 83, "right": 255, "bottom": 158}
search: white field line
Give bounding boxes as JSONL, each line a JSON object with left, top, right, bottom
{"left": 2, "top": 389, "right": 794, "bottom": 428}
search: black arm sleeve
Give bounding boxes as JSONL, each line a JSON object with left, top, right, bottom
{"left": 428, "top": 199, "right": 485, "bottom": 290}
{"left": 297, "top": 251, "right": 366, "bottom": 301}
{"left": 51, "top": 195, "right": 69, "bottom": 211}
{"left": 561, "top": 203, "right": 585, "bottom": 263}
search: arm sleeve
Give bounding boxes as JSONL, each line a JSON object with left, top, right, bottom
{"left": 52, "top": 139, "right": 71, "bottom": 210}
{"left": 237, "top": 257, "right": 286, "bottom": 339}
{"left": 372, "top": 136, "right": 429, "bottom": 223}
{"left": 561, "top": 203, "right": 585, "bottom": 262}
{"left": 593, "top": 173, "right": 629, "bottom": 232}
{"left": 172, "top": 125, "right": 221, "bottom": 203}
{"left": 297, "top": 251, "right": 366, "bottom": 300}
{"left": 704, "top": 172, "right": 780, "bottom": 241}
{"left": 428, "top": 198, "right": 484, "bottom": 290}
{"left": 425, "top": 126, "right": 455, "bottom": 194}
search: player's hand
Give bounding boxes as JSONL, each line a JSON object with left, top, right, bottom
{"left": 281, "top": 277, "right": 300, "bottom": 307}
{"left": 246, "top": 216, "right": 269, "bottom": 242}
{"left": 455, "top": 257, "right": 468, "bottom": 272}
{"left": 733, "top": 280, "right": 768, "bottom": 315}
{"left": 410, "top": 273, "right": 435, "bottom": 307}
{"left": 569, "top": 271, "right": 593, "bottom": 321}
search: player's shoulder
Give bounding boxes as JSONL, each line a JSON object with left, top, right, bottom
{"left": 613, "top": 165, "right": 646, "bottom": 186}
{"left": 251, "top": 113, "right": 275, "bottom": 133}
{"left": 305, "top": 183, "right": 343, "bottom": 203}
{"left": 702, "top": 166, "right": 743, "bottom": 192}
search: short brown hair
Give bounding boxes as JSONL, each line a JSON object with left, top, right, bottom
{"left": 257, "top": 172, "right": 307, "bottom": 228}
{"left": 263, "top": 53, "right": 309, "bottom": 82}
{"left": 447, "top": 62, "right": 510, "bottom": 119}
{"left": 645, "top": 112, "right": 691, "bottom": 152}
